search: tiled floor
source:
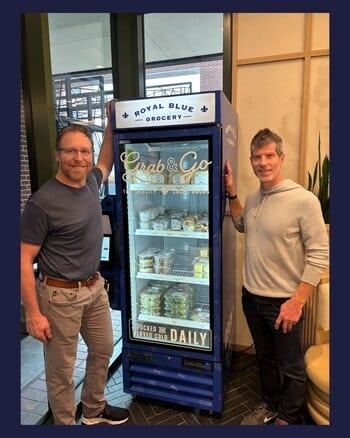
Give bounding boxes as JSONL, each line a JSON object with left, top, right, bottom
{"left": 20, "top": 309, "right": 122, "bottom": 425}
{"left": 103, "top": 351, "right": 263, "bottom": 426}
{"left": 104, "top": 355, "right": 315, "bottom": 426}
{"left": 21, "top": 309, "right": 315, "bottom": 426}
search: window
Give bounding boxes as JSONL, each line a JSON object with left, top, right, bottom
{"left": 144, "top": 13, "right": 224, "bottom": 94}
{"left": 48, "top": 13, "right": 225, "bottom": 196}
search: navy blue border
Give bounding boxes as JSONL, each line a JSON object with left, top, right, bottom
{"left": 5, "top": 1, "right": 345, "bottom": 436}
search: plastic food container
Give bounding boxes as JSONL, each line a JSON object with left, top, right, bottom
{"left": 139, "top": 287, "right": 164, "bottom": 315}
{"left": 182, "top": 215, "right": 196, "bottom": 232}
{"left": 152, "top": 216, "right": 170, "bottom": 231}
{"left": 139, "top": 207, "right": 158, "bottom": 222}
{"left": 168, "top": 171, "right": 188, "bottom": 185}
{"left": 170, "top": 213, "right": 183, "bottom": 231}
{"left": 138, "top": 264, "right": 154, "bottom": 273}
{"left": 137, "top": 248, "right": 160, "bottom": 267}
{"left": 149, "top": 171, "right": 167, "bottom": 184}
{"left": 193, "top": 257, "right": 210, "bottom": 278}
{"left": 153, "top": 251, "right": 174, "bottom": 266}
{"left": 139, "top": 220, "right": 153, "bottom": 230}
{"left": 134, "top": 170, "right": 150, "bottom": 183}
{"left": 196, "top": 216, "right": 209, "bottom": 232}
{"left": 191, "top": 170, "right": 208, "bottom": 185}
{"left": 154, "top": 264, "right": 172, "bottom": 274}
{"left": 199, "top": 247, "right": 209, "bottom": 257}
{"left": 163, "top": 289, "right": 191, "bottom": 319}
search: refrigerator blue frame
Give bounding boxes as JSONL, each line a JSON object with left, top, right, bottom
{"left": 100, "top": 195, "right": 122, "bottom": 309}
{"left": 111, "top": 91, "right": 237, "bottom": 415}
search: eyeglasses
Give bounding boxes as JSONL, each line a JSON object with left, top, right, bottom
{"left": 57, "top": 148, "right": 93, "bottom": 158}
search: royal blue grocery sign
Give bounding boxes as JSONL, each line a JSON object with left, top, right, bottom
{"left": 115, "top": 93, "right": 216, "bottom": 129}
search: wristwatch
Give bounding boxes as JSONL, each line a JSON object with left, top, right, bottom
{"left": 226, "top": 193, "right": 237, "bottom": 200}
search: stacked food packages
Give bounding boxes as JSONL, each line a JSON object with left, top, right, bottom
{"left": 138, "top": 282, "right": 197, "bottom": 320}
{"left": 192, "top": 257, "right": 210, "bottom": 279}
{"left": 138, "top": 207, "right": 208, "bottom": 233}
{"left": 139, "top": 288, "right": 163, "bottom": 316}
{"left": 134, "top": 169, "right": 208, "bottom": 185}
{"left": 137, "top": 248, "right": 160, "bottom": 273}
{"left": 163, "top": 284, "right": 196, "bottom": 319}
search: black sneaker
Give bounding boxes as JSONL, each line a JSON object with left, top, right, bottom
{"left": 81, "top": 404, "right": 130, "bottom": 425}
{"left": 241, "top": 402, "right": 277, "bottom": 425}
{"left": 270, "top": 417, "right": 289, "bottom": 426}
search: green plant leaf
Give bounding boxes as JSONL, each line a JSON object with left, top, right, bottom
{"left": 307, "top": 172, "right": 312, "bottom": 191}
{"left": 306, "top": 134, "right": 329, "bottom": 224}
{"left": 311, "top": 161, "right": 318, "bottom": 192}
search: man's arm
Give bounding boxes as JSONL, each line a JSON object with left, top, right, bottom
{"left": 274, "top": 281, "right": 315, "bottom": 334}
{"left": 96, "top": 101, "right": 115, "bottom": 183}
{"left": 224, "top": 159, "right": 243, "bottom": 219}
{"left": 21, "top": 242, "right": 52, "bottom": 343}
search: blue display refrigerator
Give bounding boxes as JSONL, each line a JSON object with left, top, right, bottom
{"left": 110, "top": 91, "right": 238, "bottom": 415}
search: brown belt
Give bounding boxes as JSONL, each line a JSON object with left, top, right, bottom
{"left": 39, "top": 272, "right": 99, "bottom": 288}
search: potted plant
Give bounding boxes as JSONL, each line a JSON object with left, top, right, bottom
{"left": 307, "top": 133, "right": 330, "bottom": 224}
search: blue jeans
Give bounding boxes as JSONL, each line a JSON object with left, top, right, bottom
{"left": 242, "top": 286, "right": 307, "bottom": 424}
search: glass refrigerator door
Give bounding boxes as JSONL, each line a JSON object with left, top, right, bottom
{"left": 120, "top": 138, "right": 212, "bottom": 351}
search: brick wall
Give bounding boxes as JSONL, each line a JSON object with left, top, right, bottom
{"left": 147, "top": 59, "right": 222, "bottom": 94}
{"left": 20, "top": 83, "right": 31, "bottom": 212}
{"left": 199, "top": 60, "right": 223, "bottom": 92}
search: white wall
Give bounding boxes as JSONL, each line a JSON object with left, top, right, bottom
{"left": 232, "top": 12, "right": 329, "bottom": 347}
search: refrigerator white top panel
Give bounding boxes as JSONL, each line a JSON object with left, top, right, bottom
{"left": 115, "top": 92, "right": 216, "bottom": 129}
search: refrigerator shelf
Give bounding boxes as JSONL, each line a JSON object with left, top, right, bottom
{"left": 135, "top": 229, "right": 208, "bottom": 239}
{"left": 129, "top": 183, "right": 208, "bottom": 194}
{"left": 137, "top": 313, "right": 210, "bottom": 330}
{"left": 136, "top": 271, "right": 209, "bottom": 285}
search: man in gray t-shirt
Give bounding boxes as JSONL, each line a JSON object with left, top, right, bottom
{"left": 21, "top": 113, "right": 130, "bottom": 426}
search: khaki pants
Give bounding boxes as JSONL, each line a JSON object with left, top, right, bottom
{"left": 37, "top": 273, "right": 114, "bottom": 425}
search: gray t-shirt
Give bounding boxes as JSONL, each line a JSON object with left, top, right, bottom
{"left": 21, "top": 167, "right": 103, "bottom": 281}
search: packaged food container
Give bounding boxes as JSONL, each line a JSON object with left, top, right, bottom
{"left": 137, "top": 248, "right": 160, "bottom": 267}
{"left": 168, "top": 171, "right": 188, "bottom": 185}
{"left": 138, "top": 264, "right": 154, "bottom": 273}
{"left": 163, "top": 289, "right": 191, "bottom": 319}
{"left": 177, "top": 283, "right": 196, "bottom": 308}
{"left": 199, "top": 246, "right": 209, "bottom": 257}
{"left": 152, "top": 216, "right": 170, "bottom": 231}
{"left": 153, "top": 251, "right": 174, "bottom": 266}
{"left": 139, "top": 305, "right": 162, "bottom": 316}
{"left": 153, "top": 264, "right": 172, "bottom": 274}
{"left": 137, "top": 254, "right": 154, "bottom": 267}
{"left": 148, "top": 280, "right": 171, "bottom": 291}
{"left": 191, "top": 170, "right": 208, "bottom": 185}
{"left": 193, "top": 257, "right": 210, "bottom": 278}
{"left": 139, "top": 220, "right": 153, "bottom": 230}
{"left": 149, "top": 171, "right": 167, "bottom": 184}
{"left": 182, "top": 215, "right": 196, "bottom": 232}
{"left": 139, "top": 288, "right": 163, "bottom": 303}
{"left": 170, "top": 213, "right": 183, "bottom": 231}
{"left": 196, "top": 216, "right": 209, "bottom": 232}
{"left": 139, "top": 207, "right": 158, "bottom": 222}
{"left": 139, "top": 287, "right": 163, "bottom": 315}
{"left": 134, "top": 170, "right": 150, "bottom": 183}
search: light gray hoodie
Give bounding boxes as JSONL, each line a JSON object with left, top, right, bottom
{"left": 233, "top": 179, "right": 329, "bottom": 298}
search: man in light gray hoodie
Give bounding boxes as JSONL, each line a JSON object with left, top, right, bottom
{"left": 225, "top": 128, "right": 329, "bottom": 425}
